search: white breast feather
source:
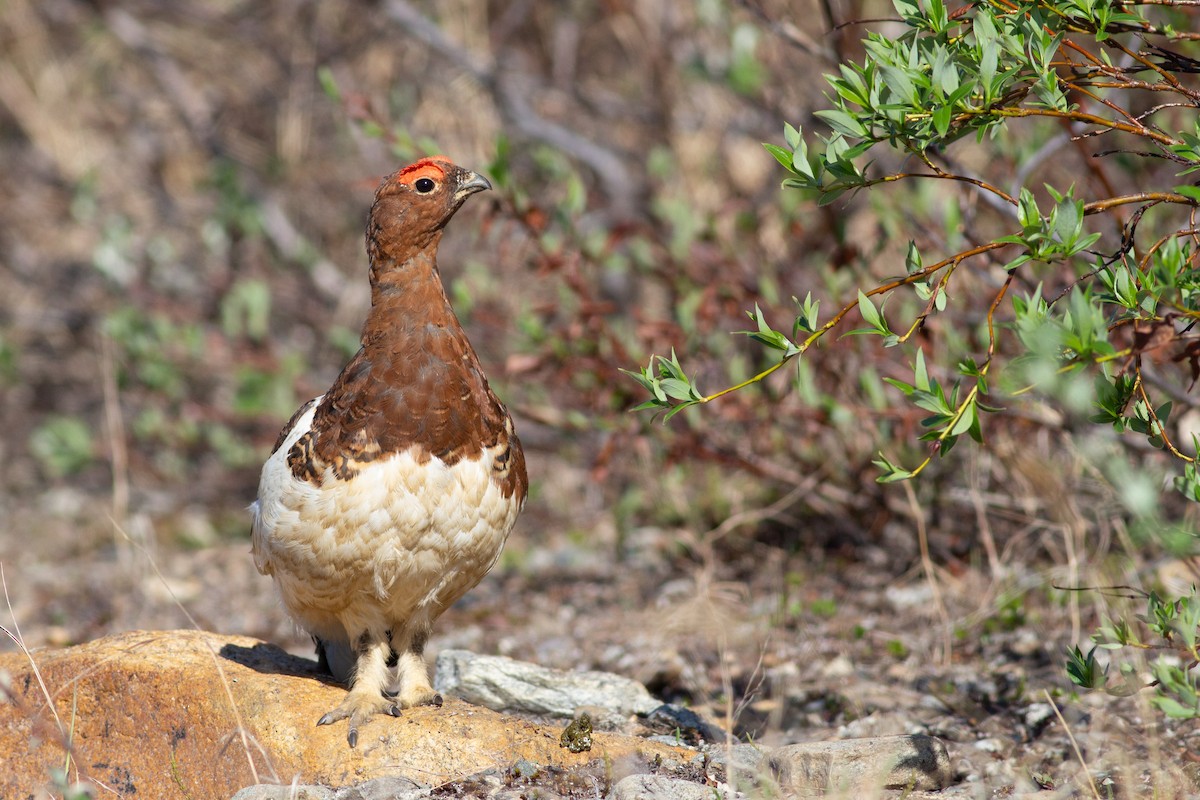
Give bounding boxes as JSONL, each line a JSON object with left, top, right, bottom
{"left": 250, "top": 394, "right": 521, "bottom": 643}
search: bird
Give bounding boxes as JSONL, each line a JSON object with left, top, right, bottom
{"left": 250, "top": 157, "right": 527, "bottom": 747}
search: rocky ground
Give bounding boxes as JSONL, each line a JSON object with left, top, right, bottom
{"left": 4, "top": 510, "right": 1198, "bottom": 798}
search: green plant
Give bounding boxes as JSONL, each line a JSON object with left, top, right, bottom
{"left": 1068, "top": 588, "right": 1200, "bottom": 717}
{"left": 629, "top": 0, "right": 1200, "bottom": 483}
{"left": 626, "top": 0, "right": 1200, "bottom": 716}
{"left": 29, "top": 416, "right": 94, "bottom": 479}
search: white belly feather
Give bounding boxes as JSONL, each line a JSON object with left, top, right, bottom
{"left": 250, "top": 394, "right": 520, "bottom": 642}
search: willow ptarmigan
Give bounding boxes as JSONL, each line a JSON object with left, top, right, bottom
{"left": 251, "top": 157, "right": 527, "bottom": 747}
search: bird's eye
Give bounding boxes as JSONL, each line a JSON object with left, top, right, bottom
{"left": 414, "top": 177, "right": 436, "bottom": 194}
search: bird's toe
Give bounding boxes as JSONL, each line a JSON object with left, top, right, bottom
{"left": 316, "top": 691, "right": 401, "bottom": 747}
{"left": 395, "top": 684, "right": 442, "bottom": 709}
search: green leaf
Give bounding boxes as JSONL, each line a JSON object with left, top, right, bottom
{"left": 947, "top": 399, "right": 975, "bottom": 437}
{"left": 933, "top": 104, "right": 952, "bottom": 137}
{"left": 317, "top": 66, "right": 341, "bottom": 102}
{"left": 784, "top": 122, "right": 803, "bottom": 150}
{"left": 663, "top": 401, "right": 699, "bottom": 422}
{"left": 1152, "top": 696, "right": 1200, "bottom": 719}
{"left": 764, "top": 143, "right": 795, "bottom": 171}
{"left": 873, "top": 451, "right": 914, "bottom": 482}
{"left": 914, "top": 348, "right": 930, "bottom": 392}
{"left": 1066, "top": 645, "right": 1104, "bottom": 689}
{"left": 904, "top": 241, "right": 923, "bottom": 274}
{"left": 857, "top": 290, "right": 888, "bottom": 334}
{"left": 815, "top": 109, "right": 869, "bottom": 139}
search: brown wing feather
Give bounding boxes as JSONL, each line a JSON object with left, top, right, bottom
{"left": 290, "top": 294, "right": 526, "bottom": 499}
{"left": 270, "top": 397, "right": 317, "bottom": 455}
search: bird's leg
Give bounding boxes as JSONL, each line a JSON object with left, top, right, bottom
{"left": 392, "top": 630, "right": 442, "bottom": 709}
{"left": 316, "top": 630, "right": 400, "bottom": 747}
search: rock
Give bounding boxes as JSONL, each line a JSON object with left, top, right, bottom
{"left": 434, "top": 649, "right": 660, "bottom": 718}
{"left": 0, "top": 630, "right": 695, "bottom": 799}
{"left": 644, "top": 704, "right": 726, "bottom": 745}
{"left": 1023, "top": 702, "right": 1055, "bottom": 735}
{"left": 704, "top": 743, "right": 768, "bottom": 785}
{"left": 337, "top": 776, "right": 428, "bottom": 799}
{"left": 767, "top": 734, "right": 953, "bottom": 795}
{"left": 509, "top": 759, "right": 543, "bottom": 780}
{"left": 609, "top": 773, "right": 734, "bottom": 800}
{"left": 973, "top": 737, "right": 1008, "bottom": 755}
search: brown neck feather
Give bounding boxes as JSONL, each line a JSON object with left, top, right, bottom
{"left": 363, "top": 248, "right": 458, "bottom": 339}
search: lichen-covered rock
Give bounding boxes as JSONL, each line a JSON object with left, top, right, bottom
{"left": 434, "top": 649, "right": 660, "bottom": 718}
{"left": 0, "top": 630, "right": 694, "bottom": 799}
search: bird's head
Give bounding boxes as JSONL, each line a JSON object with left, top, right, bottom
{"left": 367, "top": 157, "right": 492, "bottom": 267}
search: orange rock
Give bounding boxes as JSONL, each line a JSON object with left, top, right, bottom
{"left": 0, "top": 630, "right": 691, "bottom": 798}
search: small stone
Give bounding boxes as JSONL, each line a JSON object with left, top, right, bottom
{"left": 820, "top": 654, "right": 854, "bottom": 679}
{"left": 493, "top": 789, "right": 563, "bottom": 800}
{"left": 510, "top": 759, "right": 543, "bottom": 780}
{"left": 885, "top": 583, "right": 934, "bottom": 609}
{"left": 973, "top": 737, "right": 1006, "bottom": 754}
{"left": 768, "top": 734, "right": 953, "bottom": 795}
{"left": 1024, "top": 702, "right": 1055, "bottom": 732}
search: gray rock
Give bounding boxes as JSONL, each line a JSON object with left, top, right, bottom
{"left": 509, "top": 759, "right": 543, "bottom": 780}
{"left": 608, "top": 774, "right": 734, "bottom": 800}
{"left": 231, "top": 785, "right": 334, "bottom": 800}
{"left": 767, "top": 734, "right": 953, "bottom": 795}
{"left": 645, "top": 704, "right": 726, "bottom": 744}
{"left": 434, "top": 649, "right": 659, "bottom": 718}
{"left": 334, "top": 776, "right": 427, "bottom": 800}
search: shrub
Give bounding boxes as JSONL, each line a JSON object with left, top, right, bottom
{"left": 628, "top": 0, "right": 1200, "bottom": 713}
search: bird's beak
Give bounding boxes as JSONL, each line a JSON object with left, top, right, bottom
{"left": 455, "top": 171, "right": 492, "bottom": 200}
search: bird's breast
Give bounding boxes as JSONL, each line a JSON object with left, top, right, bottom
{"left": 252, "top": 408, "right": 522, "bottom": 621}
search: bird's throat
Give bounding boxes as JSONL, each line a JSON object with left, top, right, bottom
{"left": 362, "top": 253, "right": 465, "bottom": 355}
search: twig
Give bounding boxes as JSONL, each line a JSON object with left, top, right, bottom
{"left": 1043, "top": 689, "right": 1102, "bottom": 800}
{"left": 702, "top": 483, "right": 811, "bottom": 546}
{"left": 1, "top": 565, "right": 64, "bottom": 739}
{"left": 99, "top": 332, "right": 130, "bottom": 566}
{"left": 902, "top": 481, "right": 953, "bottom": 666}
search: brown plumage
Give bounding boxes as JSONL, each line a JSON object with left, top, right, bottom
{"left": 251, "top": 157, "right": 527, "bottom": 747}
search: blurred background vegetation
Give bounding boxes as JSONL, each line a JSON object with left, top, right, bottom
{"left": 1, "top": 0, "right": 1197, "bottom": 708}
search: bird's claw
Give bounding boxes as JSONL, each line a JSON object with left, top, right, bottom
{"left": 316, "top": 695, "right": 401, "bottom": 747}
